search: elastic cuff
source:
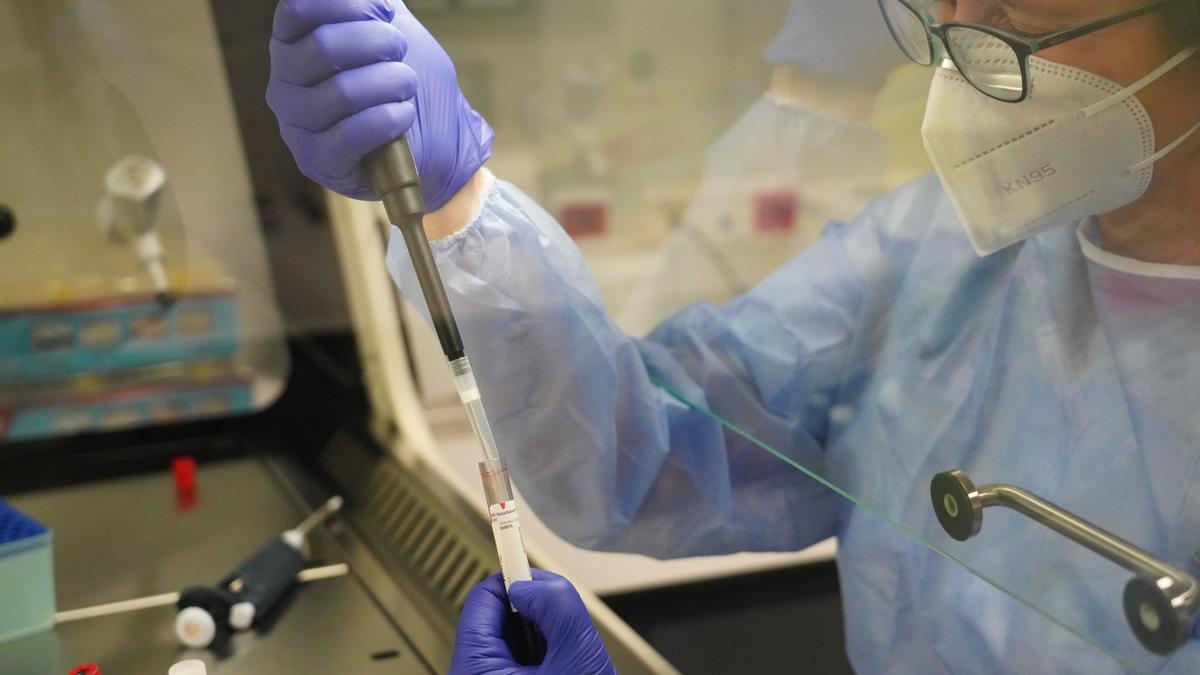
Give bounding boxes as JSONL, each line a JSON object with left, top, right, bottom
{"left": 429, "top": 168, "right": 497, "bottom": 251}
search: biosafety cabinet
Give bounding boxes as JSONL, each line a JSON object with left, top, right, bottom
{"left": 4, "top": 1, "right": 1195, "bottom": 674}
{"left": 0, "top": 2, "right": 672, "bottom": 672}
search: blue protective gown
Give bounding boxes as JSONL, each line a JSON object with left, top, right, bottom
{"left": 387, "top": 171, "right": 1200, "bottom": 674}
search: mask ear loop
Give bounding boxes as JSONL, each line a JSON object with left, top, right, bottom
{"left": 1079, "top": 47, "right": 1198, "bottom": 119}
{"left": 1126, "top": 117, "right": 1200, "bottom": 173}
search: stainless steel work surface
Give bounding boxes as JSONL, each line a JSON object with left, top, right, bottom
{"left": 1, "top": 455, "right": 433, "bottom": 674}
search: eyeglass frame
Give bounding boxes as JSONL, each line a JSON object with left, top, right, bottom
{"left": 879, "top": 0, "right": 1175, "bottom": 102}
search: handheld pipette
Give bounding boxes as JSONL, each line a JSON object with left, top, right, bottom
{"left": 365, "top": 138, "right": 546, "bottom": 665}
{"left": 174, "top": 496, "right": 343, "bottom": 648}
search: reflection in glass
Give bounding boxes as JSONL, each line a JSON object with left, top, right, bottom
{"left": 0, "top": 1, "right": 286, "bottom": 441}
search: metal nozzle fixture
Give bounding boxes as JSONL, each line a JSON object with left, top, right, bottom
{"left": 98, "top": 155, "right": 173, "bottom": 304}
{"left": 100, "top": 156, "right": 166, "bottom": 240}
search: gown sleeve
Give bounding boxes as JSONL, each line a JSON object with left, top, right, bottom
{"left": 386, "top": 174, "right": 890, "bottom": 557}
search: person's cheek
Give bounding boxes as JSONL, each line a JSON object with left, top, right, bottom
{"left": 1038, "top": 21, "right": 1169, "bottom": 86}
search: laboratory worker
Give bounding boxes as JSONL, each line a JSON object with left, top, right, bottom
{"left": 267, "top": 0, "right": 1200, "bottom": 672}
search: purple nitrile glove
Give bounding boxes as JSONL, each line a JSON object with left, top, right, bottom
{"left": 449, "top": 570, "right": 616, "bottom": 675}
{"left": 266, "top": 0, "right": 493, "bottom": 210}
{"left": 764, "top": 0, "right": 907, "bottom": 91}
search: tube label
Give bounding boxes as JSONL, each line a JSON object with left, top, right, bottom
{"left": 488, "top": 499, "right": 532, "bottom": 603}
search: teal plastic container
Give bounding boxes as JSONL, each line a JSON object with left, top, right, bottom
{"left": 0, "top": 500, "right": 55, "bottom": 643}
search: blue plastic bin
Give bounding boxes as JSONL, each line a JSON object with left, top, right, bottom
{"left": 0, "top": 500, "right": 55, "bottom": 642}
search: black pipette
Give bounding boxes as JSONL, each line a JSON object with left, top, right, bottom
{"left": 364, "top": 138, "right": 547, "bottom": 665}
{"left": 174, "top": 496, "right": 342, "bottom": 648}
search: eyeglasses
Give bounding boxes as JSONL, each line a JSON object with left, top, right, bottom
{"left": 878, "top": 0, "right": 1174, "bottom": 102}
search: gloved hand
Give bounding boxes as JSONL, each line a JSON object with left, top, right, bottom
{"left": 764, "top": 0, "right": 907, "bottom": 91}
{"left": 266, "top": 0, "right": 493, "bottom": 210}
{"left": 449, "top": 570, "right": 616, "bottom": 675}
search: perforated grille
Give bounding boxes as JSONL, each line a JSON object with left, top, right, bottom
{"left": 320, "top": 431, "right": 493, "bottom": 611}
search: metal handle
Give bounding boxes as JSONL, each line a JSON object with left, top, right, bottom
{"left": 931, "top": 470, "right": 1200, "bottom": 654}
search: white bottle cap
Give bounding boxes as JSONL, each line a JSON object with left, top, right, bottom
{"left": 168, "top": 659, "right": 209, "bottom": 675}
{"left": 174, "top": 607, "right": 216, "bottom": 648}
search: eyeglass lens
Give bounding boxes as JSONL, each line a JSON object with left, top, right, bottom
{"left": 880, "top": 0, "right": 934, "bottom": 65}
{"left": 881, "top": 0, "right": 1027, "bottom": 102}
{"left": 945, "top": 27, "right": 1025, "bottom": 101}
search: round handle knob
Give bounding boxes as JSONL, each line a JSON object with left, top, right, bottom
{"left": 1123, "top": 576, "right": 1194, "bottom": 654}
{"left": 930, "top": 470, "right": 983, "bottom": 542}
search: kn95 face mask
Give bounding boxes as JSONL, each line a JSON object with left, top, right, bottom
{"left": 922, "top": 47, "right": 1200, "bottom": 256}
